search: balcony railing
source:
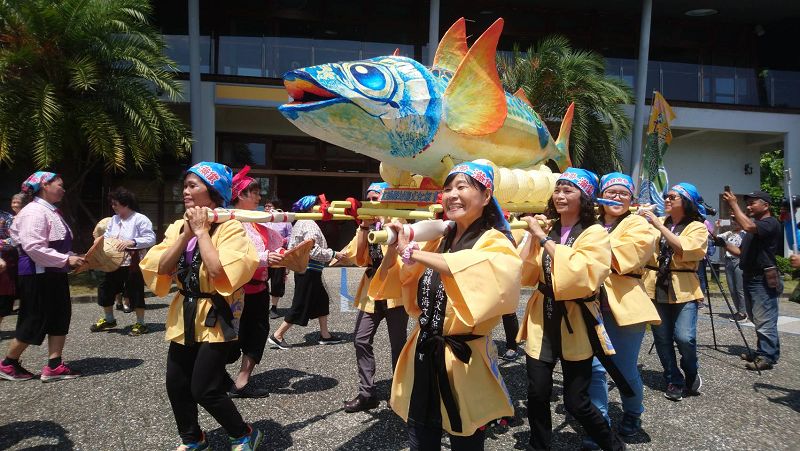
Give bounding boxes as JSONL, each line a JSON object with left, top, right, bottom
{"left": 161, "top": 35, "right": 800, "bottom": 109}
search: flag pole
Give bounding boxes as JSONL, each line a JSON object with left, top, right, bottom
{"left": 635, "top": 90, "right": 658, "bottom": 199}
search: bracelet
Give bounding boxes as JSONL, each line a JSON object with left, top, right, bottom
{"left": 539, "top": 236, "right": 554, "bottom": 247}
{"left": 400, "top": 241, "right": 419, "bottom": 265}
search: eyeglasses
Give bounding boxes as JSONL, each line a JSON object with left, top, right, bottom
{"left": 603, "top": 190, "right": 631, "bottom": 200}
{"left": 663, "top": 194, "right": 681, "bottom": 201}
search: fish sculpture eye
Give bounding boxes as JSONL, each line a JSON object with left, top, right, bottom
{"left": 345, "top": 63, "right": 395, "bottom": 100}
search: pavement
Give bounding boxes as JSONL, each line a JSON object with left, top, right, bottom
{"left": 0, "top": 267, "right": 798, "bottom": 450}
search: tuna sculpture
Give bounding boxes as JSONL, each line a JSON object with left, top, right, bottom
{"left": 278, "top": 18, "right": 573, "bottom": 209}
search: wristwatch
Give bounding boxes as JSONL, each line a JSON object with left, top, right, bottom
{"left": 539, "top": 236, "right": 554, "bottom": 247}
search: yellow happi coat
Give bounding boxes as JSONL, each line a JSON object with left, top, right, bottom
{"left": 517, "top": 224, "right": 613, "bottom": 361}
{"left": 604, "top": 214, "right": 661, "bottom": 326}
{"left": 339, "top": 228, "right": 402, "bottom": 313}
{"left": 369, "top": 228, "right": 521, "bottom": 436}
{"left": 140, "top": 219, "right": 258, "bottom": 344}
{"left": 642, "top": 218, "right": 708, "bottom": 303}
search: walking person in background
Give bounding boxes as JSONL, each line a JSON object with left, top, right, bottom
{"left": 721, "top": 190, "right": 783, "bottom": 371}
{"left": 263, "top": 199, "right": 291, "bottom": 319}
{"left": 268, "top": 195, "right": 345, "bottom": 349}
{"left": 641, "top": 183, "right": 708, "bottom": 402}
{"left": 584, "top": 173, "right": 661, "bottom": 448}
{"left": 714, "top": 220, "right": 747, "bottom": 322}
{"left": 1, "top": 172, "right": 85, "bottom": 382}
{"left": 89, "top": 187, "right": 156, "bottom": 336}
{"left": 0, "top": 195, "right": 23, "bottom": 331}
{"left": 140, "top": 162, "right": 263, "bottom": 450}
{"left": 340, "top": 182, "right": 408, "bottom": 413}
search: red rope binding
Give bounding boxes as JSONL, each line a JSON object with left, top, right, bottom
{"left": 318, "top": 194, "right": 333, "bottom": 221}
{"left": 344, "top": 197, "right": 362, "bottom": 225}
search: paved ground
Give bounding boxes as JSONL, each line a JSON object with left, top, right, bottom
{"left": 1, "top": 267, "right": 799, "bottom": 450}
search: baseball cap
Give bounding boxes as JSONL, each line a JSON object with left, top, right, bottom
{"left": 743, "top": 190, "right": 772, "bottom": 204}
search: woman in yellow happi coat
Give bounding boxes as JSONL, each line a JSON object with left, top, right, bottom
{"left": 372, "top": 161, "right": 520, "bottom": 450}
{"left": 516, "top": 168, "right": 625, "bottom": 451}
{"left": 585, "top": 173, "right": 661, "bottom": 447}
{"left": 640, "top": 182, "right": 709, "bottom": 402}
{"left": 139, "top": 162, "right": 262, "bottom": 450}
{"left": 338, "top": 182, "right": 408, "bottom": 414}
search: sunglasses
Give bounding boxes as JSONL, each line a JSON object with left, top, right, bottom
{"left": 663, "top": 194, "right": 681, "bottom": 201}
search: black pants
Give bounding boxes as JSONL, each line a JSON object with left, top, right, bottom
{"left": 166, "top": 341, "right": 249, "bottom": 443}
{"left": 98, "top": 266, "right": 145, "bottom": 308}
{"left": 267, "top": 266, "right": 286, "bottom": 297}
{"left": 526, "top": 356, "right": 624, "bottom": 451}
{"left": 502, "top": 313, "right": 519, "bottom": 350}
{"left": 239, "top": 289, "right": 270, "bottom": 363}
{"left": 408, "top": 424, "right": 485, "bottom": 451}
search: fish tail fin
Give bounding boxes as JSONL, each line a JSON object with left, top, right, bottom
{"left": 553, "top": 102, "right": 575, "bottom": 171}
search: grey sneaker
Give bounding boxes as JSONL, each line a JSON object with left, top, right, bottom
{"left": 268, "top": 334, "right": 290, "bottom": 350}
{"left": 686, "top": 374, "right": 702, "bottom": 396}
{"left": 664, "top": 383, "right": 683, "bottom": 401}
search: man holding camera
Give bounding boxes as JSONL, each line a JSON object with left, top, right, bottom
{"left": 720, "top": 190, "right": 782, "bottom": 371}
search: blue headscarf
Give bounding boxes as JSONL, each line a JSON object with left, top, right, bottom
{"left": 187, "top": 162, "right": 233, "bottom": 207}
{"left": 292, "top": 195, "right": 318, "bottom": 212}
{"left": 21, "top": 171, "right": 58, "bottom": 194}
{"left": 670, "top": 182, "right": 707, "bottom": 216}
{"left": 366, "top": 182, "right": 389, "bottom": 196}
{"left": 600, "top": 172, "right": 635, "bottom": 195}
{"left": 447, "top": 161, "right": 511, "bottom": 235}
{"left": 558, "top": 168, "right": 622, "bottom": 207}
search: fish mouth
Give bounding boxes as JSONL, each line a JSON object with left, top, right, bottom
{"left": 280, "top": 70, "right": 347, "bottom": 112}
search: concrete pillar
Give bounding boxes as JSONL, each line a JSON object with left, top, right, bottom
{"left": 629, "top": 0, "right": 653, "bottom": 186}
{"left": 784, "top": 130, "right": 800, "bottom": 253}
{"left": 188, "top": 0, "right": 203, "bottom": 162}
{"left": 428, "top": 0, "right": 440, "bottom": 65}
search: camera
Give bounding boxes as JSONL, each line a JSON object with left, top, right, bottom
{"left": 782, "top": 195, "right": 800, "bottom": 209}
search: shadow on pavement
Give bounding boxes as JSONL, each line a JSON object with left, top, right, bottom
{"left": 207, "top": 419, "right": 292, "bottom": 450}
{"left": 68, "top": 356, "right": 144, "bottom": 376}
{"left": 753, "top": 382, "right": 800, "bottom": 413}
{"left": 0, "top": 420, "right": 74, "bottom": 450}
{"left": 250, "top": 367, "right": 338, "bottom": 395}
{"left": 336, "top": 407, "right": 408, "bottom": 450}
{"left": 146, "top": 302, "right": 170, "bottom": 310}
{"left": 290, "top": 331, "right": 354, "bottom": 348}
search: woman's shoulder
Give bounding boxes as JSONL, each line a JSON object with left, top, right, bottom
{"left": 618, "top": 213, "right": 650, "bottom": 229}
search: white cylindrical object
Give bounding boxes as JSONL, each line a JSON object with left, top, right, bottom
{"left": 370, "top": 219, "right": 455, "bottom": 244}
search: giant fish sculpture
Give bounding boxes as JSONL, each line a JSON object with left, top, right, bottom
{"left": 278, "top": 18, "right": 572, "bottom": 207}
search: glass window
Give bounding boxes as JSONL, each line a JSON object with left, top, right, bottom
{"left": 704, "top": 65, "right": 736, "bottom": 104}
{"left": 219, "top": 36, "right": 264, "bottom": 77}
{"left": 661, "top": 62, "right": 699, "bottom": 102}
{"left": 768, "top": 70, "right": 800, "bottom": 108}
{"left": 270, "top": 37, "right": 313, "bottom": 78}
{"left": 313, "top": 39, "right": 361, "bottom": 65}
{"left": 272, "top": 141, "right": 319, "bottom": 171}
{"left": 735, "top": 68, "right": 759, "bottom": 106}
{"left": 163, "top": 35, "right": 212, "bottom": 73}
{"left": 219, "top": 140, "right": 267, "bottom": 167}
{"left": 363, "top": 42, "right": 413, "bottom": 59}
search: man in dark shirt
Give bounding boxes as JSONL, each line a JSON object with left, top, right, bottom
{"left": 721, "top": 190, "right": 783, "bottom": 370}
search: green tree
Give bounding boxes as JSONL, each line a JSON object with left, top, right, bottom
{"left": 497, "top": 36, "right": 633, "bottom": 173}
{"left": 0, "top": 0, "right": 190, "bottom": 217}
{"left": 760, "top": 149, "right": 784, "bottom": 217}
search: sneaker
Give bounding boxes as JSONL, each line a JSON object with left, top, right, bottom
{"left": 740, "top": 352, "right": 756, "bottom": 362}
{"left": 268, "top": 333, "right": 290, "bottom": 350}
{"left": 123, "top": 305, "right": 133, "bottom": 314}
{"left": 581, "top": 436, "right": 601, "bottom": 450}
{"left": 499, "top": 348, "right": 521, "bottom": 362}
{"left": 90, "top": 318, "right": 117, "bottom": 332}
{"left": 176, "top": 432, "right": 209, "bottom": 451}
{"left": 228, "top": 383, "right": 270, "bottom": 399}
{"left": 0, "top": 360, "right": 35, "bottom": 381}
{"left": 664, "top": 383, "right": 683, "bottom": 401}
{"left": 230, "top": 425, "right": 263, "bottom": 451}
{"left": 115, "top": 303, "right": 124, "bottom": 311}
{"left": 618, "top": 413, "right": 642, "bottom": 436}
{"left": 745, "top": 356, "right": 774, "bottom": 371}
{"left": 730, "top": 312, "right": 748, "bottom": 322}
{"left": 319, "top": 334, "right": 344, "bottom": 345}
{"left": 685, "top": 374, "right": 702, "bottom": 396}
{"left": 269, "top": 305, "right": 281, "bottom": 320}
{"left": 41, "top": 362, "right": 81, "bottom": 383}
{"left": 130, "top": 322, "right": 149, "bottom": 336}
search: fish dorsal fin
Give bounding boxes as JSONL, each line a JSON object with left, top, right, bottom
{"left": 432, "top": 18, "right": 468, "bottom": 72}
{"left": 392, "top": 48, "right": 401, "bottom": 56}
{"left": 444, "top": 18, "right": 507, "bottom": 136}
{"left": 513, "top": 88, "right": 533, "bottom": 107}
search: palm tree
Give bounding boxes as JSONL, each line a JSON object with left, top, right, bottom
{"left": 497, "top": 36, "right": 633, "bottom": 173}
{"left": 0, "top": 0, "right": 190, "bottom": 211}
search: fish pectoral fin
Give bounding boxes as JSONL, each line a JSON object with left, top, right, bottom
{"left": 443, "top": 18, "right": 507, "bottom": 136}
{"left": 392, "top": 48, "right": 401, "bottom": 56}
{"left": 513, "top": 88, "right": 533, "bottom": 107}
{"left": 433, "top": 18, "right": 468, "bottom": 72}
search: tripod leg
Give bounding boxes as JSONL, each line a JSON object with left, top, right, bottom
{"left": 707, "top": 259, "right": 761, "bottom": 376}
{"left": 704, "top": 258, "right": 718, "bottom": 350}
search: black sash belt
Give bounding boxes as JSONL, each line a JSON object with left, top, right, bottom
{"left": 611, "top": 268, "right": 642, "bottom": 279}
{"left": 179, "top": 289, "right": 237, "bottom": 345}
{"left": 414, "top": 333, "right": 481, "bottom": 433}
{"left": 536, "top": 285, "right": 634, "bottom": 398}
{"left": 645, "top": 265, "right": 695, "bottom": 273}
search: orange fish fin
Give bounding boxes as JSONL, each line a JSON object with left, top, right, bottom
{"left": 392, "top": 48, "right": 401, "bottom": 56}
{"left": 553, "top": 102, "right": 575, "bottom": 171}
{"left": 443, "top": 18, "right": 507, "bottom": 136}
{"left": 513, "top": 88, "right": 533, "bottom": 107}
{"left": 432, "top": 18, "right": 468, "bottom": 72}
